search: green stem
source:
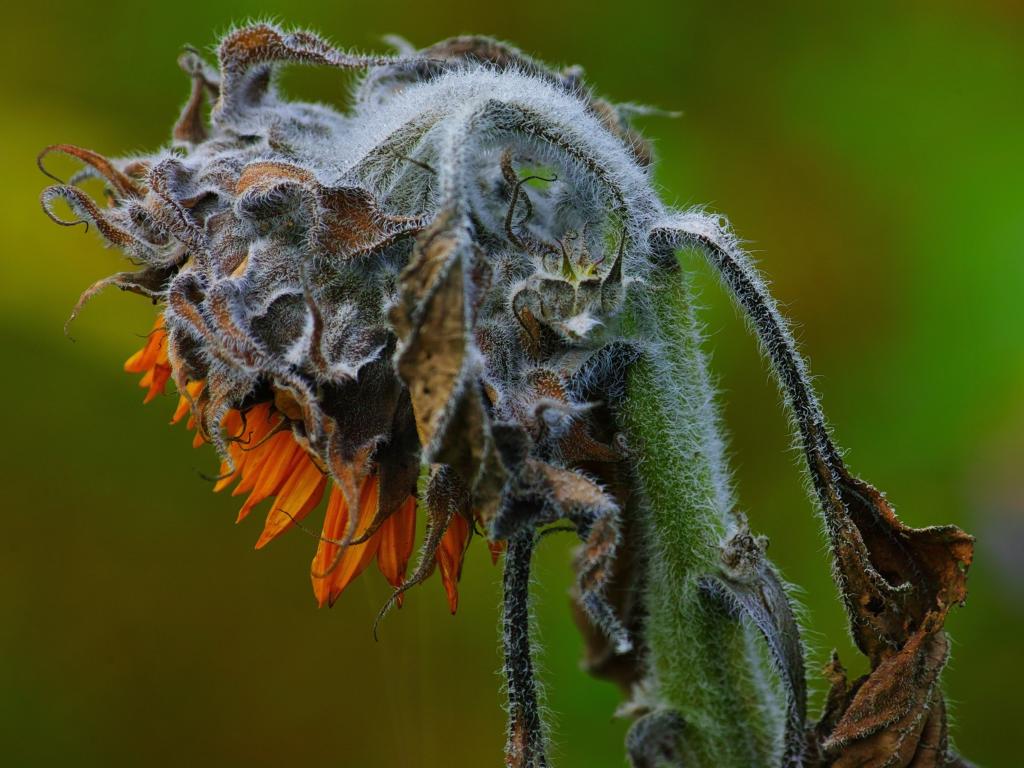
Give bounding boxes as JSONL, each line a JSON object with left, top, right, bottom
{"left": 623, "top": 265, "right": 780, "bottom": 766}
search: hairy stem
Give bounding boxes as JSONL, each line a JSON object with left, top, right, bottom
{"left": 503, "top": 531, "right": 549, "bottom": 768}
{"left": 623, "top": 265, "right": 780, "bottom": 766}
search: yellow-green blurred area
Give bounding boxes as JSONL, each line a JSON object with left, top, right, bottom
{"left": 2, "top": 1, "right": 1021, "bottom": 765}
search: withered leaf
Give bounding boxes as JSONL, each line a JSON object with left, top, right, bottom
{"left": 173, "top": 48, "right": 220, "bottom": 144}
{"left": 822, "top": 619, "right": 951, "bottom": 768}
{"left": 430, "top": 376, "right": 487, "bottom": 492}
{"left": 67, "top": 262, "right": 179, "bottom": 333}
{"left": 41, "top": 184, "right": 153, "bottom": 259}
{"left": 392, "top": 212, "right": 484, "bottom": 482}
{"left": 807, "top": 453, "right": 973, "bottom": 766}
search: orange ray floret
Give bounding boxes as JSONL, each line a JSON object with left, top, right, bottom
{"left": 437, "top": 512, "right": 472, "bottom": 614}
{"left": 376, "top": 496, "right": 417, "bottom": 606}
{"left": 377, "top": 496, "right": 416, "bottom": 590}
{"left": 123, "top": 318, "right": 476, "bottom": 612}
{"left": 125, "top": 318, "right": 172, "bottom": 403}
{"left": 212, "top": 404, "right": 277, "bottom": 491}
{"left": 311, "top": 479, "right": 382, "bottom": 607}
{"left": 123, "top": 319, "right": 165, "bottom": 374}
{"left": 171, "top": 381, "right": 204, "bottom": 424}
{"left": 235, "top": 434, "right": 301, "bottom": 522}
{"left": 256, "top": 455, "right": 327, "bottom": 548}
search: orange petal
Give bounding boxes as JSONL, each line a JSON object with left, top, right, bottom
{"left": 255, "top": 454, "right": 327, "bottom": 548}
{"left": 213, "top": 451, "right": 243, "bottom": 493}
{"left": 487, "top": 538, "right": 506, "bottom": 565}
{"left": 311, "top": 478, "right": 381, "bottom": 607}
{"left": 312, "top": 487, "right": 348, "bottom": 607}
{"left": 237, "top": 403, "right": 273, "bottom": 442}
{"left": 123, "top": 345, "right": 152, "bottom": 374}
{"left": 230, "top": 412, "right": 282, "bottom": 496}
{"left": 171, "top": 381, "right": 204, "bottom": 425}
{"left": 376, "top": 496, "right": 417, "bottom": 592}
{"left": 222, "top": 409, "right": 244, "bottom": 437}
{"left": 124, "top": 319, "right": 165, "bottom": 374}
{"left": 437, "top": 512, "right": 472, "bottom": 614}
{"left": 328, "top": 530, "right": 381, "bottom": 607}
{"left": 143, "top": 363, "right": 172, "bottom": 403}
{"left": 232, "top": 443, "right": 274, "bottom": 496}
{"left": 237, "top": 433, "right": 299, "bottom": 522}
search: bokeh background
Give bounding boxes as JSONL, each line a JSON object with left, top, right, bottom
{"left": 2, "top": 1, "right": 1021, "bottom": 765}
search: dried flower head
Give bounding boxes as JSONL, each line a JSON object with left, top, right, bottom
{"left": 41, "top": 23, "right": 974, "bottom": 767}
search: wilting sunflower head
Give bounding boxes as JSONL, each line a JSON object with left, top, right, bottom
{"left": 40, "top": 24, "right": 659, "bottom": 618}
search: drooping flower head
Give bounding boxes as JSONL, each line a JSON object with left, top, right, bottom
{"left": 40, "top": 25, "right": 654, "bottom": 621}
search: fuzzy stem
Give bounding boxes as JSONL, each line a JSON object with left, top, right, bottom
{"left": 623, "top": 265, "right": 780, "bottom": 765}
{"left": 503, "top": 531, "right": 549, "bottom": 768}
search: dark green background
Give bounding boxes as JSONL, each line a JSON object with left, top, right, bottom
{"left": 2, "top": 1, "right": 1020, "bottom": 765}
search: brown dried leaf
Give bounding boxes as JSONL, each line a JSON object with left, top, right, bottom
{"left": 808, "top": 448, "right": 974, "bottom": 766}
{"left": 471, "top": 421, "right": 531, "bottom": 531}
{"left": 392, "top": 212, "right": 483, "bottom": 481}
{"left": 823, "top": 622, "right": 950, "bottom": 767}
{"left": 826, "top": 466, "right": 973, "bottom": 660}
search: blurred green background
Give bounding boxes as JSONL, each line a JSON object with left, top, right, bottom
{"left": 2, "top": 1, "right": 1021, "bottom": 765}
